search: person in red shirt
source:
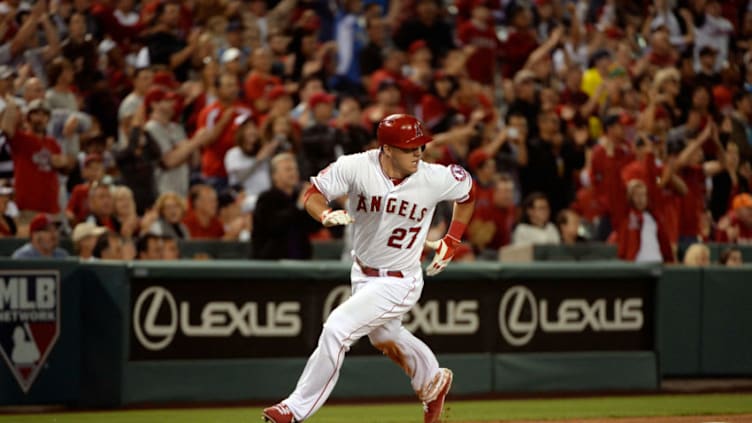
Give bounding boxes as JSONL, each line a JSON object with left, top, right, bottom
{"left": 616, "top": 180, "right": 674, "bottom": 263}
{"left": 1, "top": 99, "right": 65, "bottom": 218}
{"left": 590, "top": 114, "right": 634, "bottom": 239}
{"left": 716, "top": 193, "right": 752, "bottom": 243}
{"left": 501, "top": 5, "right": 538, "bottom": 79}
{"left": 467, "top": 149, "right": 516, "bottom": 252}
{"left": 457, "top": 0, "right": 502, "bottom": 87}
{"left": 197, "top": 73, "right": 253, "bottom": 191}
{"left": 66, "top": 153, "right": 105, "bottom": 224}
{"left": 182, "top": 184, "right": 224, "bottom": 239}
{"left": 243, "top": 47, "right": 281, "bottom": 113}
{"left": 673, "top": 122, "right": 726, "bottom": 242}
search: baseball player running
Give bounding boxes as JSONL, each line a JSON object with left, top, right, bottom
{"left": 263, "top": 114, "right": 475, "bottom": 423}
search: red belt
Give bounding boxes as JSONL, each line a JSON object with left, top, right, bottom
{"left": 356, "top": 257, "right": 404, "bottom": 278}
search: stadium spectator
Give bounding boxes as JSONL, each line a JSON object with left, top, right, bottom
{"left": 92, "top": 231, "right": 125, "bottom": 260}
{"left": 117, "top": 67, "right": 154, "bottom": 150}
{"left": 136, "top": 232, "right": 163, "bottom": 260}
{"left": 299, "top": 92, "right": 344, "bottom": 179}
{"left": 83, "top": 181, "right": 116, "bottom": 231}
{"left": 683, "top": 243, "right": 711, "bottom": 266}
{"left": 197, "top": 72, "right": 253, "bottom": 191}
{"left": 521, "top": 110, "right": 586, "bottom": 214}
{"left": 145, "top": 191, "right": 190, "bottom": 239}
{"left": 217, "top": 189, "right": 251, "bottom": 241}
{"left": 243, "top": 47, "right": 280, "bottom": 114}
{"left": 1, "top": 98, "right": 66, "bottom": 218}
{"left": 72, "top": 221, "right": 108, "bottom": 260}
{"left": 225, "top": 117, "right": 275, "bottom": 201}
{"left": 183, "top": 184, "right": 224, "bottom": 239}
{"left": 556, "top": 209, "right": 585, "bottom": 245}
{"left": 393, "top": 0, "right": 455, "bottom": 67}
{"left": 0, "top": 182, "right": 16, "bottom": 237}
{"left": 717, "top": 193, "right": 752, "bottom": 243}
{"left": 144, "top": 1, "right": 198, "bottom": 82}
{"left": 590, "top": 113, "right": 634, "bottom": 240}
{"left": 359, "top": 17, "right": 387, "bottom": 84}
{"left": 719, "top": 247, "right": 743, "bottom": 266}
{"left": 252, "top": 153, "right": 320, "bottom": 259}
{"left": 144, "top": 87, "right": 204, "bottom": 198}
{"left": 511, "top": 192, "right": 560, "bottom": 246}
{"left": 456, "top": 0, "right": 501, "bottom": 87}
{"left": 161, "top": 235, "right": 180, "bottom": 259}
{"left": 12, "top": 214, "right": 68, "bottom": 259}
{"left": 616, "top": 180, "right": 674, "bottom": 263}
{"left": 710, "top": 142, "right": 749, "bottom": 221}
{"left": 112, "top": 185, "right": 141, "bottom": 240}
{"left": 66, "top": 153, "right": 105, "bottom": 224}
{"left": 60, "top": 12, "right": 99, "bottom": 94}
{"left": 335, "top": 96, "right": 372, "bottom": 154}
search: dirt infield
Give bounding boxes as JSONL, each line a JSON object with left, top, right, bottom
{"left": 474, "top": 414, "right": 752, "bottom": 423}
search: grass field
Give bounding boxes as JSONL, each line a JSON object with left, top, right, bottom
{"left": 2, "top": 393, "right": 752, "bottom": 423}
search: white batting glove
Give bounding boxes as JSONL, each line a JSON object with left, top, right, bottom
{"left": 424, "top": 235, "right": 460, "bottom": 277}
{"left": 320, "top": 208, "right": 354, "bottom": 227}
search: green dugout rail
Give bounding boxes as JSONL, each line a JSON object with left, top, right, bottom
{"left": 0, "top": 260, "right": 750, "bottom": 407}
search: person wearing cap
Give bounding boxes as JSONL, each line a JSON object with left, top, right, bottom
{"left": 0, "top": 182, "right": 16, "bottom": 237}
{"left": 457, "top": 0, "right": 501, "bottom": 86}
{"left": 263, "top": 85, "right": 294, "bottom": 123}
{"left": 299, "top": 92, "right": 344, "bottom": 179}
{"left": 220, "top": 47, "right": 244, "bottom": 79}
{"left": 66, "top": 153, "right": 106, "bottom": 224}
{"left": 717, "top": 193, "right": 752, "bottom": 244}
{"left": 72, "top": 221, "right": 108, "bottom": 260}
{"left": 589, "top": 113, "right": 635, "bottom": 239}
{"left": 11, "top": 214, "right": 68, "bottom": 259}
{"left": 198, "top": 72, "right": 253, "bottom": 192}
{"left": 0, "top": 94, "right": 66, "bottom": 220}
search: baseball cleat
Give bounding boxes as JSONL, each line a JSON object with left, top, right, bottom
{"left": 262, "top": 403, "right": 297, "bottom": 423}
{"left": 423, "top": 368, "right": 453, "bottom": 423}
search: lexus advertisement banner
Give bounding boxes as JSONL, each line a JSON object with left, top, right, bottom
{"left": 130, "top": 276, "right": 655, "bottom": 360}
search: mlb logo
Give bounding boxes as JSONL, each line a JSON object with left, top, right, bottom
{"left": 0, "top": 270, "right": 60, "bottom": 393}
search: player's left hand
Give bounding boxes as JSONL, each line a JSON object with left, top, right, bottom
{"left": 424, "top": 235, "right": 460, "bottom": 276}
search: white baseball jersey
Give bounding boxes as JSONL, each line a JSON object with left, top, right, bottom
{"left": 311, "top": 149, "right": 472, "bottom": 271}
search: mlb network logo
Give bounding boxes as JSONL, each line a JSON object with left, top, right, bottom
{"left": 0, "top": 270, "right": 60, "bottom": 393}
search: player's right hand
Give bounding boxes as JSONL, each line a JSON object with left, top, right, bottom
{"left": 320, "top": 209, "right": 354, "bottom": 227}
{"left": 424, "top": 235, "right": 460, "bottom": 276}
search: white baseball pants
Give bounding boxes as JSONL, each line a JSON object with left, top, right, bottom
{"left": 283, "top": 265, "right": 441, "bottom": 421}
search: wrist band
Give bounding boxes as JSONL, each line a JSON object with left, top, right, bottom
{"left": 447, "top": 220, "right": 467, "bottom": 241}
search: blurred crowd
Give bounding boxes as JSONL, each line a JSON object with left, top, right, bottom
{"left": 0, "top": 0, "right": 750, "bottom": 265}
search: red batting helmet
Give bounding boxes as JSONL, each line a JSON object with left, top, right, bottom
{"left": 377, "top": 114, "right": 432, "bottom": 149}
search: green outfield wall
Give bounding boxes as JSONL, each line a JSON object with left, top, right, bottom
{"left": 0, "top": 260, "right": 750, "bottom": 407}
